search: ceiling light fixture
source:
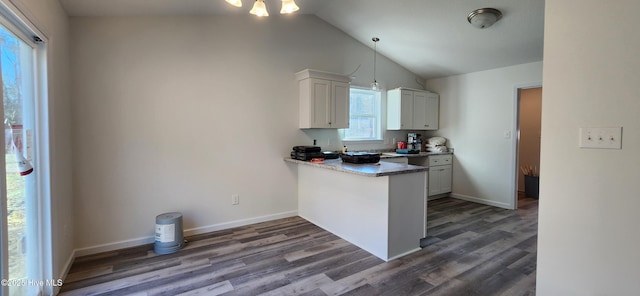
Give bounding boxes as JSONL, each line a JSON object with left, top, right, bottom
{"left": 280, "top": 0, "right": 299, "bottom": 14}
{"left": 467, "top": 8, "right": 502, "bottom": 29}
{"left": 225, "top": 0, "right": 242, "bottom": 8}
{"left": 226, "top": 0, "right": 300, "bottom": 16}
{"left": 249, "top": 0, "right": 269, "bottom": 16}
{"left": 371, "top": 37, "right": 380, "bottom": 91}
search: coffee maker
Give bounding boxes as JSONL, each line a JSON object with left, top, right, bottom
{"left": 407, "top": 133, "right": 420, "bottom": 151}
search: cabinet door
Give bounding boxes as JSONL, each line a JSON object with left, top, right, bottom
{"left": 439, "top": 165, "right": 452, "bottom": 193}
{"left": 412, "top": 91, "right": 428, "bottom": 129}
{"left": 428, "top": 169, "right": 442, "bottom": 196}
{"left": 412, "top": 91, "right": 439, "bottom": 130}
{"left": 428, "top": 165, "right": 452, "bottom": 196}
{"left": 331, "top": 80, "right": 350, "bottom": 128}
{"left": 309, "top": 78, "right": 332, "bottom": 128}
{"left": 400, "top": 90, "right": 413, "bottom": 129}
{"left": 424, "top": 93, "right": 439, "bottom": 130}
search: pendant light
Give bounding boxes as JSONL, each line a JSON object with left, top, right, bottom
{"left": 371, "top": 37, "right": 380, "bottom": 91}
{"left": 280, "top": 0, "right": 299, "bottom": 14}
{"left": 225, "top": 0, "right": 242, "bottom": 7}
{"left": 249, "top": 0, "right": 269, "bottom": 16}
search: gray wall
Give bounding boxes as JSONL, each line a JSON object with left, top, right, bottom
{"left": 69, "top": 15, "right": 424, "bottom": 253}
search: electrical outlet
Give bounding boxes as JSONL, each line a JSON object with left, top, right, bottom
{"left": 232, "top": 194, "right": 239, "bottom": 205}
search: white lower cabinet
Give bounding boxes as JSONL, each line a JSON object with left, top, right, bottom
{"left": 429, "top": 164, "right": 452, "bottom": 196}
{"left": 408, "top": 154, "right": 453, "bottom": 198}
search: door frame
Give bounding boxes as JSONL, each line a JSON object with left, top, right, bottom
{"left": 511, "top": 83, "right": 542, "bottom": 209}
{"left": 0, "top": 0, "right": 51, "bottom": 294}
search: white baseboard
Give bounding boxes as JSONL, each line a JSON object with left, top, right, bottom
{"left": 73, "top": 210, "right": 298, "bottom": 258}
{"left": 54, "top": 249, "right": 76, "bottom": 295}
{"left": 184, "top": 211, "right": 298, "bottom": 237}
{"left": 449, "top": 193, "right": 513, "bottom": 209}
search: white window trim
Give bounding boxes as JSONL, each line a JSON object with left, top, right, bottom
{"left": 340, "top": 86, "right": 386, "bottom": 142}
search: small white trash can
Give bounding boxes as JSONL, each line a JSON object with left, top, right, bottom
{"left": 154, "top": 212, "right": 184, "bottom": 254}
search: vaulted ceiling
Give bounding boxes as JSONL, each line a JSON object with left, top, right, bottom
{"left": 59, "top": 0, "right": 545, "bottom": 79}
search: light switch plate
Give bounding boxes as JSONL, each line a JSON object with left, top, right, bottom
{"left": 579, "top": 127, "right": 622, "bottom": 149}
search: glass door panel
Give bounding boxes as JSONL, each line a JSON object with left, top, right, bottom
{"left": 1, "top": 23, "right": 37, "bottom": 296}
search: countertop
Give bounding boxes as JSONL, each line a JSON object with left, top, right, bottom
{"left": 380, "top": 151, "right": 453, "bottom": 158}
{"left": 284, "top": 158, "right": 428, "bottom": 177}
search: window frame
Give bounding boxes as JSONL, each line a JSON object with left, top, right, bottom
{"left": 0, "top": 1, "right": 50, "bottom": 295}
{"left": 340, "top": 86, "right": 385, "bottom": 143}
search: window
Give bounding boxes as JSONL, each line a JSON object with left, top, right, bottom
{"left": 341, "top": 87, "right": 382, "bottom": 141}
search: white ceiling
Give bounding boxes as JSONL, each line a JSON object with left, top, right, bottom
{"left": 59, "top": 0, "right": 545, "bottom": 79}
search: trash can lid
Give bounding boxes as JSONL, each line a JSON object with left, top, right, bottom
{"left": 156, "top": 212, "right": 183, "bottom": 223}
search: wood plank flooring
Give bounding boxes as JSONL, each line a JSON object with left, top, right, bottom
{"left": 60, "top": 197, "right": 538, "bottom": 296}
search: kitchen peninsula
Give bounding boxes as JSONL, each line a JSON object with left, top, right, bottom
{"left": 284, "top": 158, "right": 428, "bottom": 261}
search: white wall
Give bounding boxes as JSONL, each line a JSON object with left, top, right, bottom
{"left": 69, "top": 15, "right": 423, "bottom": 252}
{"left": 426, "top": 62, "right": 542, "bottom": 209}
{"left": 537, "top": 1, "right": 640, "bottom": 294}
{"left": 7, "top": 0, "right": 73, "bottom": 286}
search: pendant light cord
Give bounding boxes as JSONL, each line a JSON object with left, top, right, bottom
{"left": 373, "top": 37, "right": 378, "bottom": 82}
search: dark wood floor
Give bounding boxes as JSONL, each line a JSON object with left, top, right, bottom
{"left": 60, "top": 197, "right": 538, "bottom": 296}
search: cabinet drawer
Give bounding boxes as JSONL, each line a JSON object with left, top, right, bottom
{"left": 428, "top": 154, "right": 452, "bottom": 166}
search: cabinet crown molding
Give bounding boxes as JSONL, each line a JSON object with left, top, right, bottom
{"left": 295, "top": 69, "right": 351, "bottom": 83}
{"left": 389, "top": 87, "right": 435, "bottom": 94}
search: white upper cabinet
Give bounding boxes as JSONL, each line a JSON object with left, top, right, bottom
{"left": 387, "top": 88, "right": 439, "bottom": 130}
{"left": 296, "top": 69, "right": 350, "bottom": 129}
{"left": 400, "top": 90, "right": 414, "bottom": 129}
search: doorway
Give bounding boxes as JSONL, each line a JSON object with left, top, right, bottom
{"left": 515, "top": 87, "right": 542, "bottom": 207}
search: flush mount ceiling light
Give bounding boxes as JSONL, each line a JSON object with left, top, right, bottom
{"left": 467, "top": 8, "right": 503, "bottom": 29}
{"left": 226, "top": 0, "right": 300, "bottom": 17}
{"left": 371, "top": 37, "right": 380, "bottom": 91}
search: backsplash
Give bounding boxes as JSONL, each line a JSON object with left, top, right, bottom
{"left": 299, "top": 129, "right": 439, "bottom": 152}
